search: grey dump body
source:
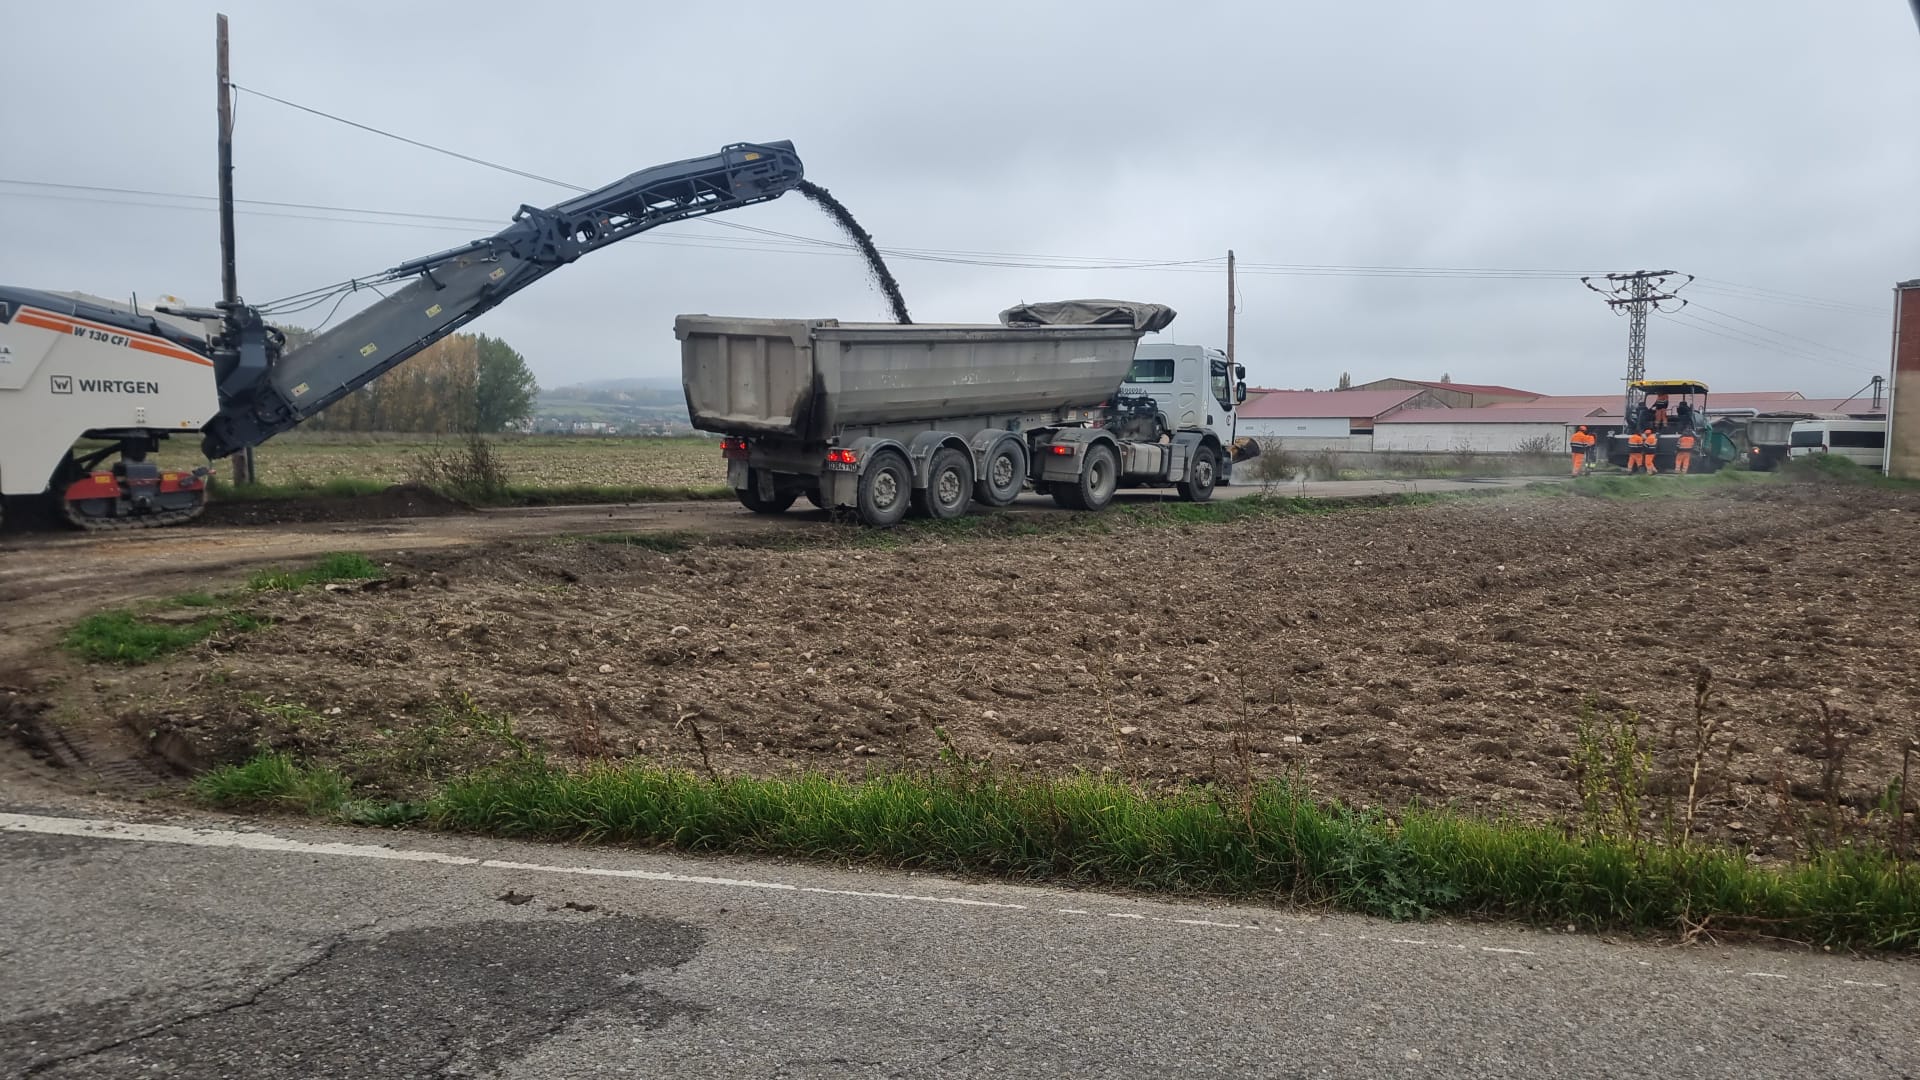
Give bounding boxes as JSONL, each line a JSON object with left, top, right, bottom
{"left": 678, "top": 317, "right": 1141, "bottom": 439}
{"left": 678, "top": 303, "right": 1243, "bottom": 527}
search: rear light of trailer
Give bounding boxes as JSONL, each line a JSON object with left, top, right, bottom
{"left": 721, "top": 437, "right": 750, "bottom": 460}
{"left": 1048, "top": 444, "right": 1076, "bottom": 456}
{"left": 825, "top": 447, "right": 859, "bottom": 467}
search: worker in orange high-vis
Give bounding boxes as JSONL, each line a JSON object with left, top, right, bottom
{"left": 1676, "top": 430, "right": 1696, "bottom": 474}
{"left": 1569, "top": 425, "right": 1595, "bottom": 475}
{"left": 1625, "top": 429, "right": 1645, "bottom": 473}
{"left": 1641, "top": 428, "right": 1659, "bottom": 474}
{"left": 1653, "top": 396, "right": 1670, "bottom": 428}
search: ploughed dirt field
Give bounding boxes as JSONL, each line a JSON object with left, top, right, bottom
{"left": 13, "top": 482, "right": 1920, "bottom": 853}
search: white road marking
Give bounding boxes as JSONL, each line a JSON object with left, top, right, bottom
{"left": 0, "top": 812, "right": 1901, "bottom": 992}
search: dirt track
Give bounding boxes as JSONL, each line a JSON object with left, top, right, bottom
{"left": 12, "top": 479, "right": 1919, "bottom": 855}
{"left": 0, "top": 477, "right": 1532, "bottom": 671}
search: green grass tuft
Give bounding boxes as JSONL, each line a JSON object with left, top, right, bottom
{"left": 190, "top": 752, "right": 352, "bottom": 814}
{"left": 247, "top": 552, "right": 385, "bottom": 592}
{"left": 63, "top": 609, "right": 265, "bottom": 664}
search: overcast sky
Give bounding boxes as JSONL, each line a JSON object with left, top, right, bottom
{"left": 5, "top": 2, "right": 1917, "bottom": 398}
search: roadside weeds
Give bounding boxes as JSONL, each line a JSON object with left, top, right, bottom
{"left": 192, "top": 747, "right": 1920, "bottom": 952}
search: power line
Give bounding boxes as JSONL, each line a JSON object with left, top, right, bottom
{"left": 1688, "top": 284, "right": 1885, "bottom": 320}
{"left": 0, "top": 176, "right": 1607, "bottom": 280}
{"left": 1654, "top": 309, "right": 1881, "bottom": 375}
{"left": 1682, "top": 301, "right": 1878, "bottom": 365}
{"left": 1692, "top": 276, "right": 1884, "bottom": 317}
{"left": 224, "top": 87, "right": 1614, "bottom": 279}
{"left": 229, "top": 84, "right": 590, "bottom": 193}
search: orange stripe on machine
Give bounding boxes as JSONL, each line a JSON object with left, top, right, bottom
{"left": 17, "top": 307, "right": 214, "bottom": 368}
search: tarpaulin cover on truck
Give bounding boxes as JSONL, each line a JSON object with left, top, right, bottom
{"left": 997, "top": 299, "right": 1177, "bottom": 333}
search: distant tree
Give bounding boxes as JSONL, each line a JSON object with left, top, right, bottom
{"left": 474, "top": 335, "right": 540, "bottom": 432}
{"left": 1439, "top": 373, "right": 1453, "bottom": 384}
{"left": 1337, "top": 372, "right": 1353, "bottom": 390}
{"left": 272, "top": 322, "right": 316, "bottom": 351}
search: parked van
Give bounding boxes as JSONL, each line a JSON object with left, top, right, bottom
{"left": 1787, "top": 419, "right": 1886, "bottom": 470}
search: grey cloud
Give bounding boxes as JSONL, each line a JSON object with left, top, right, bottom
{"left": 2, "top": 0, "right": 1914, "bottom": 400}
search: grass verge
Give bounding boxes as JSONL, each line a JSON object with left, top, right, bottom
{"left": 210, "top": 476, "right": 397, "bottom": 501}
{"left": 495, "top": 483, "right": 734, "bottom": 506}
{"left": 193, "top": 753, "right": 1920, "bottom": 950}
{"left": 1552, "top": 457, "right": 1920, "bottom": 500}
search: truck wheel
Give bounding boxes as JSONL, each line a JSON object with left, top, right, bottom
{"left": 912, "top": 447, "right": 974, "bottom": 520}
{"left": 857, "top": 450, "right": 912, "bottom": 528}
{"left": 974, "top": 440, "right": 1027, "bottom": 507}
{"left": 1177, "top": 446, "right": 1219, "bottom": 502}
{"left": 1057, "top": 443, "right": 1119, "bottom": 512}
{"left": 737, "top": 471, "right": 798, "bottom": 515}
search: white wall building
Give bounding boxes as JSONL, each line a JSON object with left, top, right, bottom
{"left": 1373, "top": 407, "right": 1608, "bottom": 453}
{"left": 1235, "top": 388, "right": 1443, "bottom": 450}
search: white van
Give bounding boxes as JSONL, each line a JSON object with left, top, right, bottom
{"left": 1787, "top": 419, "right": 1886, "bottom": 470}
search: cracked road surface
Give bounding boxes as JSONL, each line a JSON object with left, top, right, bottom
{"left": 2, "top": 810, "right": 1914, "bottom": 1079}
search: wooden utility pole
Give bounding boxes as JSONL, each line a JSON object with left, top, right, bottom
{"left": 216, "top": 13, "right": 254, "bottom": 484}
{"left": 1225, "top": 249, "right": 1236, "bottom": 371}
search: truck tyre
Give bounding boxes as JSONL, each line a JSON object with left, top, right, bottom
{"left": 737, "top": 470, "right": 798, "bottom": 515}
{"left": 1177, "top": 445, "right": 1219, "bottom": 502}
{"left": 912, "top": 447, "right": 974, "bottom": 520}
{"left": 857, "top": 449, "right": 912, "bottom": 528}
{"left": 974, "top": 440, "right": 1027, "bottom": 507}
{"left": 1057, "top": 443, "right": 1119, "bottom": 512}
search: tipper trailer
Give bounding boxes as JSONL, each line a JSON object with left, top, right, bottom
{"left": 678, "top": 300, "right": 1252, "bottom": 527}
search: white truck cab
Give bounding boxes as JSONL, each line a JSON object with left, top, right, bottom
{"left": 1121, "top": 343, "right": 1246, "bottom": 481}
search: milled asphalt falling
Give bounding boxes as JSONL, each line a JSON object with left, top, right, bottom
{"left": 1, "top": 807, "right": 1912, "bottom": 1079}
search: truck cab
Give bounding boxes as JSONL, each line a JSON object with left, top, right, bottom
{"left": 1120, "top": 343, "right": 1246, "bottom": 481}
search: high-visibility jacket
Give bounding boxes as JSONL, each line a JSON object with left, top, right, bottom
{"left": 1571, "top": 431, "right": 1594, "bottom": 449}
{"left": 1626, "top": 432, "right": 1645, "bottom": 450}
{"left": 1678, "top": 434, "right": 1696, "bottom": 450}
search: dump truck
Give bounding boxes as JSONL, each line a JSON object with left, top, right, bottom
{"left": 678, "top": 300, "right": 1250, "bottom": 527}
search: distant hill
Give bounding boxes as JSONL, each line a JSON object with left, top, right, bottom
{"left": 533, "top": 375, "right": 690, "bottom": 433}
{"left": 546, "top": 376, "right": 682, "bottom": 394}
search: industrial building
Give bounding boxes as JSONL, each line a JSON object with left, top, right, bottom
{"left": 1234, "top": 387, "right": 1446, "bottom": 450}
{"left": 1373, "top": 406, "right": 1608, "bottom": 453}
{"left": 1238, "top": 383, "right": 1887, "bottom": 462}
{"left": 1349, "top": 378, "right": 1540, "bottom": 409}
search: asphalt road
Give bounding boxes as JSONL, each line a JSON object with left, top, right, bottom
{"left": 2, "top": 808, "right": 1912, "bottom": 1079}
